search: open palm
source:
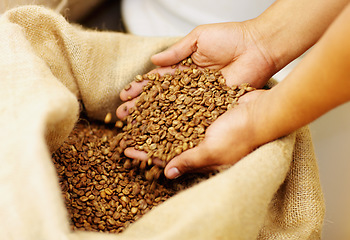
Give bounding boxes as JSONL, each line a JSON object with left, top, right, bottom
{"left": 151, "top": 22, "right": 277, "bottom": 88}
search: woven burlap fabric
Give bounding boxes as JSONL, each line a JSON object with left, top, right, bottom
{"left": 0, "top": 6, "right": 325, "bottom": 240}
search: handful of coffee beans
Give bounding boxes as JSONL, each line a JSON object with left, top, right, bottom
{"left": 120, "top": 58, "right": 254, "bottom": 179}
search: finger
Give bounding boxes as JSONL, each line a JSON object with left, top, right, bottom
{"left": 124, "top": 148, "right": 164, "bottom": 167}
{"left": 164, "top": 145, "right": 215, "bottom": 179}
{"left": 151, "top": 30, "right": 199, "bottom": 66}
{"left": 221, "top": 55, "right": 271, "bottom": 88}
{"left": 116, "top": 97, "right": 139, "bottom": 119}
{"left": 124, "top": 147, "right": 148, "bottom": 160}
{"left": 237, "top": 89, "right": 265, "bottom": 104}
{"left": 120, "top": 66, "right": 185, "bottom": 102}
{"left": 118, "top": 65, "right": 190, "bottom": 119}
{"left": 148, "top": 66, "right": 179, "bottom": 76}
{"left": 120, "top": 80, "right": 149, "bottom": 102}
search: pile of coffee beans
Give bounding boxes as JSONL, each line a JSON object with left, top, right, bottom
{"left": 120, "top": 58, "right": 254, "bottom": 178}
{"left": 52, "top": 57, "right": 254, "bottom": 233}
{"left": 52, "top": 120, "right": 207, "bottom": 233}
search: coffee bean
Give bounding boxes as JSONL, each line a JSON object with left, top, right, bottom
{"left": 52, "top": 57, "right": 242, "bottom": 233}
{"left": 124, "top": 83, "right": 132, "bottom": 91}
{"left": 104, "top": 113, "right": 112, "bottom": 124}
{"left": 121, "top": 58, "right": 254, "bottom": 178}
{"left": 52, "top": 120, "right": 210, "bottom": 232}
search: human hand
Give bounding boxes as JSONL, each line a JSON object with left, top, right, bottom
{"left": 116, "top": 21, "right": 278, "bottom": 179}
{"left": 151, "top": 22, "right": 278, "bottom": 88}
{"left": 162, "top": 90, "right": 266, "bottom": 179}
{"left": 117, "top": 21, "right": 276, "bottom": 116}
{"left": 117, "top": 82, "right": 267, "bottom": 179}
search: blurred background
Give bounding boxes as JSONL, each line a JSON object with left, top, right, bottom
{"left": 76, "top": 0, "right": 349, "bottom": 239}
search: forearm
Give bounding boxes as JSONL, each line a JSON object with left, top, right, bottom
{"left": 249, "top": 0, "right": 349, "bottom": 71}
{"left": 254, "top": 3, "right": 350, "bottom": 144}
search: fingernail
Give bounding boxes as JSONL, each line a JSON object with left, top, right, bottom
{"left": 167, "top": 167, "right": 180, "bottom": 179}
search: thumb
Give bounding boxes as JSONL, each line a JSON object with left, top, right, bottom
{"left": 151, "top": 30, "right": 199, "bottom": 66}
{"left": 164, "top": 146, "right": 211, "bottom": 179}
{"left": 221, "top": 52, "right": 272, "bottom": 88}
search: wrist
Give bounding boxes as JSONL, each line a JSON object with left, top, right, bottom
{"left": 244, "top": 17, "right": 295, "bottom": 74}
{"left": 243, "top": 89, "right": 286, "bottom": 149}
{"left": 246, "top": 0, "right": 349, "bottom": 74}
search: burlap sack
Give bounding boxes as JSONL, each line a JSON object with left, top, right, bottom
{"left": 0, "top": 6, "right": 325, "bottom": 240}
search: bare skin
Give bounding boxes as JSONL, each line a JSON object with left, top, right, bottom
{"left": 117, "top": 1, "right": 350, "bottom": 179}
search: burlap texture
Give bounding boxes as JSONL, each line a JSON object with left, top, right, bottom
{"left": 0, "top": 6, "right": 325, "bottom": 240}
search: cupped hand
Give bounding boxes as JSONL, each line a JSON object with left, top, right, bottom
{"left": 117, "top": 83, "right": 267, "bottom": 179}
{"left": 163, "top": 90, "right": 266, "bottom": 179}
{"left": 151, "top": 22, "right": 277, "bottom": 88}
{"left": 116, "top": 21, "right": 277, "bottom": 179}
